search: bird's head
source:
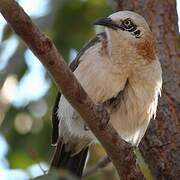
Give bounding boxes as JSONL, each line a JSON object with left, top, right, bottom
{"left": 94, "top": 11, "right": 156, "bottom": 63}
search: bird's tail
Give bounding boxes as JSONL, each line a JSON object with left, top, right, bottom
{"left": 50, "top": 139, "right": 89, "bottom": 178}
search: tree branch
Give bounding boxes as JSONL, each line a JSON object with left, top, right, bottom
{"left": 0, "top": 0, "right": 144, "bottom": 179}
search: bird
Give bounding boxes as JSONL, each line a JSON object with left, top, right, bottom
{"left": 50, "top": 10, "right": 162, "bottom": 178}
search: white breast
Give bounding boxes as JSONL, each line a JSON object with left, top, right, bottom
{"left": 57, "top": 42, "right": 129, "bottom": 142}
{"left": 57, "top": 43, "right": 162, "bottom": 146}
{"left": 110, "top": 59, "right": 162, "bottom": 145}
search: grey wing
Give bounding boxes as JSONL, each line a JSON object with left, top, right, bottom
{"left": 51, "top": 32, "right": 106, "bottom": 145}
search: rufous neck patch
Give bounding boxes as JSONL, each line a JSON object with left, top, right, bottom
{"left": 136, "top": 33, "right": 156, "bottom": 63}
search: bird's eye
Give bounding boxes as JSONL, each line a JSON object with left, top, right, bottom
{"left": 122, "top": 18, "right": 133, "bottom": 29}
{"left": 124, "top": 19, "right": 131, "bottom": 26}
{"left": 120, "top": 18, "right": 141, "bottom": 38}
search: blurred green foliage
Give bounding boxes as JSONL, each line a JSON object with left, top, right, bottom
{"left": 53, "top": 0, "right": 111, "bottom": 59}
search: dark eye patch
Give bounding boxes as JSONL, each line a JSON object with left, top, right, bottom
{"left": 122, "top": 18, "right": 135, "bottom": 31}
{"left": 121, "top": 18, "right": 141, "bottom": 38}
{"left": 134, "top": 30, "right": 141, "bottom": 35}
{"left": 133, "top": 29, "right": 141, "bottom": 38}
{"left": 127, "top": 25, "right": 137, "bottom": 32}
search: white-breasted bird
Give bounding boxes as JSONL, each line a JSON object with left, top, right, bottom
{"left": 50, "top": 11, "right": 162, "bottom": 177}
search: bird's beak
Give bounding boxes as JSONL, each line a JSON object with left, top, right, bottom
{"left": 93, "top": 17, "right": 119, "bottom": 30}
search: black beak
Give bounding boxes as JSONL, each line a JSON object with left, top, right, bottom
{"left": 93, "top": 17, "right": 121, "bottom": 30}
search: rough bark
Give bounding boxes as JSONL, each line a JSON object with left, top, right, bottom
{"left": 113, "top": 0, "right": 180, "bottom": 179}
{"left": 0, "top": 0, "right": 144, "bottom": 179}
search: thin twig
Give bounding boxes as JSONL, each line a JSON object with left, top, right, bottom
{"left": 83, "top": 155, "right": 111, "bottom": 177}
{"left": 27, "top": 146, "right": 47, "bottom": 175}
